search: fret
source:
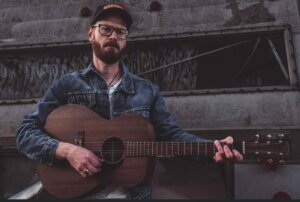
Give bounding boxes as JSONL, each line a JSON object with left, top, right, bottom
{"left": 130, "top": 142, "right": 135, "bottom": 156}
{"left": 197, "top": 142, "right": 199, "bottom": 155}
{"left": 128, "top": 142, "right": 130, "bottom": 157}
{"left": 144, "top": 141, "right": 145, "bottom": 156}
{"left": 172, "top": 142, "right": 174, "bottom": 156}
{"left": 147, "top": 142, "right": 149, "bottom": 156}
{"left": 141, "top": 142, "right": 143, "bottom": 157}
{"left": 184, "top": 142, "right": 186, "bottom": 155}
{"left": 126, "top": 142, "right": 128, "bottom": 157}
{"left": 131, "top": 142, "right": 133, "bottom": 157}
{"left": 160, "top": 142, "right": 163, "bottom": 156}
{"left": 205, "top": 142, "right": 207, "bottom": 157}
{"left": 152, "top": 142, "right": 154, "bottom": 156}
{"left": 135, "top": 142, "right": 137, "bottom": 157}
{"left": 132, "top": 142, "right": 134, "bottom": 157}
{"left": 130, "top": 142, "right": 132, "bottom": 157}
{"left": 139, "top": 142, "right": 141, "bottom": 157}
{"left": 165, "top": 142, "right": 168, "bottom": 157}
{"left": 133, "top": 142, "right": 135, "bottom": 157}
{"left": 190, "top": 142, "right": 193, "bottom": 155}
{"left": 156, "top": 142, "right": 158, "bottom": 156}
{"left": 177, "top": 142, "right": 179, "bottom": 155}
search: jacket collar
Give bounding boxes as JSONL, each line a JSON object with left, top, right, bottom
{"left": 82, "top": 62, "right": 135, "bottom": 94}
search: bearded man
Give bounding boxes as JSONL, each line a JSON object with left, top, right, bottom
{"left": 16, "top": 2, "right": 243, "bottom": 199}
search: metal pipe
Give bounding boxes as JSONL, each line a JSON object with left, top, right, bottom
{"left": 235, "top": 37, "right": 261, "bottom": 79}
{"left": 267, "top": 38, "right": 289, "bottom": 81}
{"left": 138, "top": 39, "right": 252, "bottom": 76}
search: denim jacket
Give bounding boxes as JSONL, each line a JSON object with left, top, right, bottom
{"left": 16, "top": 62, "right": 207, "bottom": 199}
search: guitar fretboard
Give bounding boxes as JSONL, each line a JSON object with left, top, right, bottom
{"left": 125, "top": 141, "right": 215, "bottom": 157}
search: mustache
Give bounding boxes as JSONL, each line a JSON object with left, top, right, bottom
{"left": 104, "top": 41, "right": 120, "bottom": 50}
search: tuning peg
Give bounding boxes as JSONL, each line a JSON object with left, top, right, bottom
{"left": 278, "top": 134, "right": 285, "bottom": 139}
{"left": 267, "top": 134, "right": 272, "bottom": 139}
{"left": 255, "top": 134, "right": 260, "bottom": 140}
{"left": 279, "top": 160, "right": 286, "bottom": 164}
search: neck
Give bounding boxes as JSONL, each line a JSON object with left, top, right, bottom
{"left": 93, "top": 56, "right": 121, "bottom": 86}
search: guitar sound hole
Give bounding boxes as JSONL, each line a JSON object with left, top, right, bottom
{"left": 101, "top": 137, "right": 124, "bottom": 164}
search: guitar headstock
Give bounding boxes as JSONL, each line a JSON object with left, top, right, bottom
{"left": 245, "top": 133, "right": 290, "bottom": 170}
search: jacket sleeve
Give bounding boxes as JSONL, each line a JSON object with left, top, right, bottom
{"left": 16, "top": 77, "right": 66, "bottom": 166}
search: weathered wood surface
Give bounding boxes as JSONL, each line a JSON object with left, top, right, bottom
{"left": 0, "top": 41, "right": 201, "bottom": 99}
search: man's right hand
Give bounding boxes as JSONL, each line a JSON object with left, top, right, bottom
{"left": 55, "top": 142, "right": 102, "bottom": 178}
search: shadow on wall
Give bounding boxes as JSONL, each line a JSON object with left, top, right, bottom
{"left": 224, "top": 0, "right": 276, "bottom": 27}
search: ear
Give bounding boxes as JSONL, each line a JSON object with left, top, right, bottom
{"left": 88, "top": 27, "right": 94, "bottom": 42}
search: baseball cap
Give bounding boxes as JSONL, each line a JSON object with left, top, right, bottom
{"left": 91, "top": 2, "right": 133, "bottom": 29}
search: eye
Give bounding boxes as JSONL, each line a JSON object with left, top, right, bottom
{"left": 115, "top": 28, "right": 127, "bottom": 35}
{"left": 101, "top": 26, "right": 113, "bottom": 34}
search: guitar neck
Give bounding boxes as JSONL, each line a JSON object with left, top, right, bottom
{"left": 124, "top": 141, "right": 216, "bottom": 157}
{"left": 122, "top": 141, "right": 287, "bottom": 158}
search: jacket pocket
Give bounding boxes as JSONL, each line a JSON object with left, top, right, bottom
{"left": 117, "top": 106, "right": 150, "bottom": 119}
{"left": 67, "top": 91, "right": 96, "bottom": 108}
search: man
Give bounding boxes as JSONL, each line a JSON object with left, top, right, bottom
{"left": 16, "top": 2, "right": 243, "bottom": 199}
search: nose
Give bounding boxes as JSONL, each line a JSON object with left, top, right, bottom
{"left": 109, "top": 30, "right": 118, "bottom": 40}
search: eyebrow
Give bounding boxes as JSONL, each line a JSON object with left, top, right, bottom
{"left": 95, "top": 23, "right": 127, "bottom": 30}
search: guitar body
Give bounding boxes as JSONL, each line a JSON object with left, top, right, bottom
{"left": 38, "top": 104, "right": 156, "bottom": 198}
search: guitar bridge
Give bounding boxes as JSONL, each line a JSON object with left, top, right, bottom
{"left": 75, "top": 131, "right": 85, "bottom": 147}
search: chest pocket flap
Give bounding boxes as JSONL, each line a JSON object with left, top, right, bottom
{"left": 67, "top": 92, "right": 96, "bottom": 108}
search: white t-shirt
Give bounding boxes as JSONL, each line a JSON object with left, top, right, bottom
{"left": 84, "top": 78, "right": 128, "bottom": 199}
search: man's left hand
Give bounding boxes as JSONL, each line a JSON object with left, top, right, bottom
{"left": 213, "top": 136, "right": 243, "bottom": 162}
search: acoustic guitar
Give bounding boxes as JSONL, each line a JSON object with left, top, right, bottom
{"left": 37, "top": 104, "right": 290, "bottom": 198}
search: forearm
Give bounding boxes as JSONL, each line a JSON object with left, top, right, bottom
{"left": 55, "top": 142, "right": 76, "bottom": 160}
{"left": 16, "top": 77, "right": 66, "bottom": 165}
{"left": 16, "top": 118, "right": 59, "bottom": 165}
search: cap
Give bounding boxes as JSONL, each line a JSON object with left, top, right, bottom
{"left": 91, "top": 2, "right": 133, "bottom": 29}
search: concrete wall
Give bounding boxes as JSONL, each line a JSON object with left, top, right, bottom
{"left": 1, "top": 0, "right": 300, "bottom": 199}
{"left": 0, "top": 0, "right": 299, "bottom": 45}
{"left": 2, "top": 90, "right": 300, "bottom": 138}
{"left": 166, "top": 90, "right": 300, "bottom": 130}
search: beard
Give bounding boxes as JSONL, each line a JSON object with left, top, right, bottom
{"left": 92, "top": 39, "right": 125, "bottom": 64}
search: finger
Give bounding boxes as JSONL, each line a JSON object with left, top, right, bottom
{"left": 89, "top": 156, "right": 102, "bottom": 168}
{"left": 223, "top": 145, "right": 233, "bottom": 159}
{"left": 233, "top": 149, "right": 243, "bottom": 161}
{"left": 214, "top": 140, "right": 224, "bottom": 154}
{"left": 221, "top": 136, "right": 233, "bottom": 145}
{"left": 86, "top": 162, "right": 101, "bottom": 174}
{"left": 80, "top": 171, "right": 87, "bottom": 178}
{"left": 213, "top": 152, "right": 223, "bottom": 163}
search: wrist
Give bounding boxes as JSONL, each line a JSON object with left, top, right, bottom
{"left": 55, "top": 142, "right": 75, "bottom": 160}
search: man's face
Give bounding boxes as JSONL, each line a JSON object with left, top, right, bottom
{"left": 88, "top": 16, "right": 128, "bottom": 64}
